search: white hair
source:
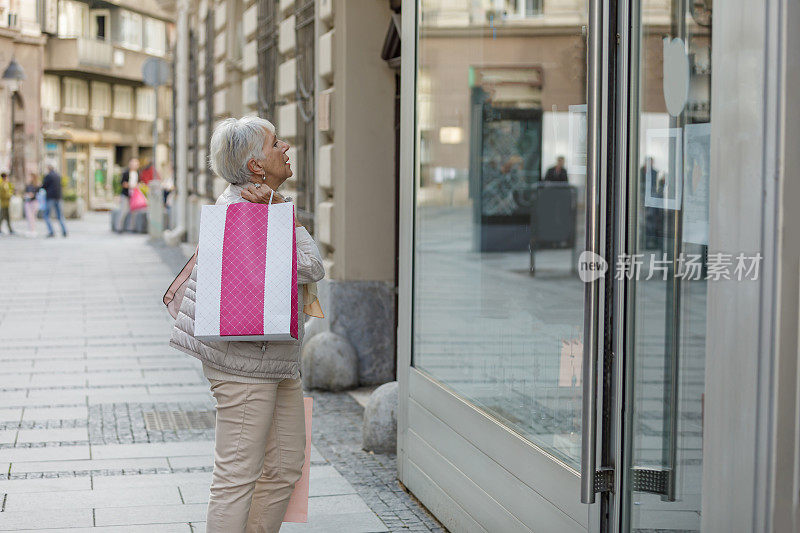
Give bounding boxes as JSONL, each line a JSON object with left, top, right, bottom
{"left": 209, "top": 116, "right": 276, "bottom": 185}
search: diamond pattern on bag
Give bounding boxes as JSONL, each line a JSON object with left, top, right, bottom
{"left": 220, "top": 203, "right": 269, "bottom": 336}
{"left": 195, "top": 200, "right": 298, "bottom": 341}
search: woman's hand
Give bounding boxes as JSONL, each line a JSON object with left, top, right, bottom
{"left": 241, "top": 184, "right": 285, "bottom": 204}
{"left": 241, "top": 184, "right": 303, "bottom": 228}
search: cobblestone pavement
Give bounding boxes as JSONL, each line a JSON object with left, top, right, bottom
{"left": 0, "top": 212, "right": 445, "bottom": 532}
{"left": 306, "top": 390, "right": 445, "bottom": 533}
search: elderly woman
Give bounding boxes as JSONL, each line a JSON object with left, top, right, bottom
{"left": 169, "top": 116, "right": 325, "bottom": 532}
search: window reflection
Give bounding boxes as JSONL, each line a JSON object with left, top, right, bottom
{"left": 413, "top": 0, "right": 588, "bottom": 468}
{"left": 627, "top": 1, "right": 711, "bottom": 530}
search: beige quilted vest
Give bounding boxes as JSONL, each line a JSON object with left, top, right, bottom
{"left": 169, "top": 263, "right": 307, "bottom": 379}
{"left": 168, "top": 185, "right": 324, "bottom": 379}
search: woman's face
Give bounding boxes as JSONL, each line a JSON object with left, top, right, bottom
{"left": 249, "top": 129, "right": 292, "bottom": 186}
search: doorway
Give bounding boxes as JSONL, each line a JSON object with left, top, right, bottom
{"left": 616, "top": 1, "right": 711, "bottom": 531}
{"left": 586, "top": 1, "right": 714, "bottom": 531}
{"left": 89, "top": 146, "right": 115, "bottom": 210}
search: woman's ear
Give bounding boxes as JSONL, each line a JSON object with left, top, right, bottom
{"left": 246, "top": 158, "right": 263, "bottom": 177}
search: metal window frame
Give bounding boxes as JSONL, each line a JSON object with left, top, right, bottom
{"left": 187, "top": 29, "right": 199, "bottom": 195}
{"left": 294, "top": 0, "right": 315, "bottom": 231}
{"left": 257, "top": 0, "right": 277, "bottom": 119}
{"left": 204, "top": 7, "right": 215, "bottom": 200}
{"left": 396, "top": 1, "right": 603, "bottom": 531}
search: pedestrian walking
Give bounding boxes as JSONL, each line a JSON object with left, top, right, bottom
{"left": 23, "top": 172, "right": 40, "bottom": 236}
{"left": 42, "top": 165, "right": 68, "bottom": 238}
{"left": 115, "top": 158, "right": 139, "bottom": 232}
{"left": 169, "top": 116, "right": 325, "bottom": 533}
{"left": 0, "top": 172, "right": 15, "bottom": 235}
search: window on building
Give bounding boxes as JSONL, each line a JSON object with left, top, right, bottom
{"left": 40, "top": 0, "right": 59, "bottom": 33}
{"left": 257, "top": 0, "right": 277, "bottom": 119}
{"left": 90, "top": 82, "right": 111, "bottom": 116}
{"left": 63, "top": 78, "right": 89, "bottom": 114}
{"left": 91, "top": 9, "right": 110, "bottom": 41}
{"left": 500, "top": 0, "right": 543, "bottom": 18}
{"left": 112, "top": 85, "right": 134, "bottom": 118}
{"left": 41, "top": 75, "right": 61, "bottom": 112}
{"left": 187, "top": 29, "right": 200, "bottom": 199}
{"left": 57, "top": 0, "right": 88, "bottom": 38}
{"left": 143, "top": 17, "right": 166, "bottom": 55}
{"left": 294, "top": 0, "right": 316, "bottom": 229}
{"left": 136, "top": 87, "right": 156, "bottom": 120}
{"left": 119, "top": 10, "right": 142, "bottom": 49}
{"left": 204, "top": 8, "right": 215, "bottom": 199}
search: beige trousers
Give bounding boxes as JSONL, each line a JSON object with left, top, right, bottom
{"left": 206, "top": 377, "right": 306, "bottom": 533}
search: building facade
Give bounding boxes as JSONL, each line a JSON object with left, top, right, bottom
{"left": 168, "top": 0, "right": 800, "bottom": 530}
{"left": 397, "top": 1, "right": 800, "bottom": 532}
{"left": 170, "top": 0, "right": 400, "bottom": 387}
{"left": 41, "top": 0, "right": 174, "bottom": 212}
{"left": 0, "top": 1, "right": 45, "bottom": 191}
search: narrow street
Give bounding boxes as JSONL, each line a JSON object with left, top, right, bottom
{"left": 0, "top": 213, "right": 442, "bottom": 533}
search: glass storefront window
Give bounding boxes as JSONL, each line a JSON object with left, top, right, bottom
{"left": 65, "top": 144, "right": 87, "bottom": 200}
{"left": 412, "top": 0, "right": 589, "bottom": 469}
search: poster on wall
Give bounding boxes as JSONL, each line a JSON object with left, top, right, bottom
{"left": 480, "top": 116, "right": 542, "bottom": 216}
{"left": 682, "top": 122, "right": 711, "bottom": 245}
{"left": 568, "top": 104, "right": 587, "bottom": 175}
{"left": 644, "top": 128, "right": 683, "bottom": 210}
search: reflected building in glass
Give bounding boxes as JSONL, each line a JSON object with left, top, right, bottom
{"left": 413, "top": 0, "right": 593, "bottom": 469}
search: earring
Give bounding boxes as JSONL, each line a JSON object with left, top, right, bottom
{"left": 262, "top": 175, "right": 267, "bottom": 181}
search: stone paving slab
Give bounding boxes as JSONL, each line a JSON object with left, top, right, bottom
{"left": 0, "top": 508, "right": 93, "bottom": 531}
{"left": 0, "top": 476, "right": 92, "bottom": 494}
{"left": 16, "top": 427, "right": 88, "bottom": 443}
{"left": 94, "top": 503, "right": 208, "bottom": 527}
{"left": 165, "top": 456, "right": 214, "bottom": 470}
{"left": 0, "top": 446, "right": 91, "bottom": 463}
{"left": 10, "top": 457, "right": 170, "bottom": 474}
{"left": 178, "top": 483, "right": 225, "bottom": 505}
{"left": 22, "top": 407, "right": 88, "bottom": 421}
{"left": 8, "top": 526, "right": 191, "bottom": 533}
{"left": 0, "top": 362, "right": 33, "bottom": 372}
{"left": 92, "top": 472, "right": 212, "bottom": 490}
{"left": 5, "top": 485, "right": 183, "bottom": 511}
{"left": 0, "top": 411, "right": 21, "bottom": 423}
{"left": 280, "top": 512, "right": 390, "bottom": 533}
{"left": 87, "top": 392, "right": 213, "bottom": 405}
{"left": 91, "top": 441, "right": 214, "bottom": 460}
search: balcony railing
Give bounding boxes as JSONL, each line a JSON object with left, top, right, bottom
{"left": 77, "top": 38, "right": 113, "bottom": 69}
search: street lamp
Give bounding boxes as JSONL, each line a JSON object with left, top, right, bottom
{"left": 3, "top": 58, "right": 26, "bottom": 183}
{"left": 2, "top": 58, "right": 25, "bottom": 86}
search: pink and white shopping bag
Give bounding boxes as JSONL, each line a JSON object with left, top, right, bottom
{"left": 194, "top": 202, "right": 299, "bottom": 342}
